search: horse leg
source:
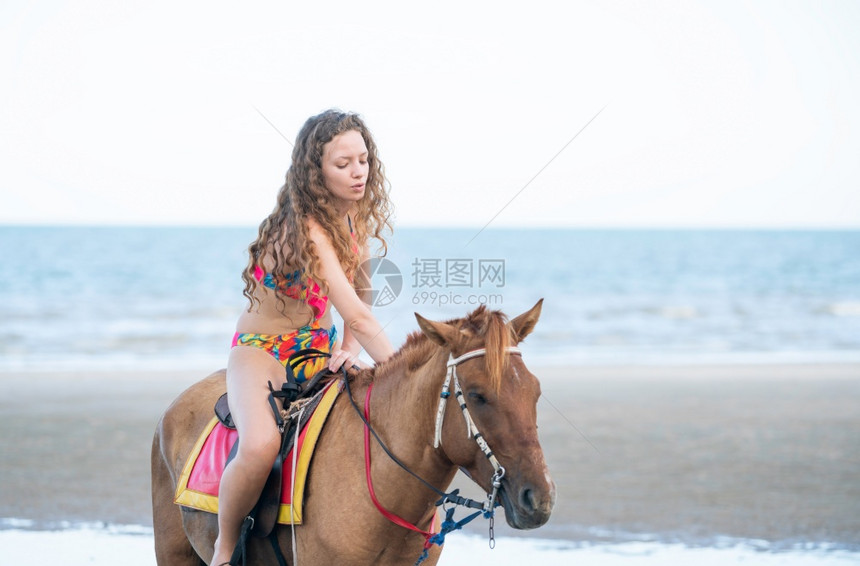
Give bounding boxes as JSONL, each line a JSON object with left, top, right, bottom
{"left": 151, "top": 421, "right": 203, "bottom": 566}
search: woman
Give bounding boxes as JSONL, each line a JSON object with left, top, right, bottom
{"left": 212, "top": 109, "right": 396, "bottom": 565}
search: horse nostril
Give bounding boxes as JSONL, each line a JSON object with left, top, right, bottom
{"left": 519, "top": 486, "right": 536, "bottom": 512}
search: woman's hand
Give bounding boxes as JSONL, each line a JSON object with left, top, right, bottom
{"left": 328, "top": 348, "right": 362, "bottom": 371}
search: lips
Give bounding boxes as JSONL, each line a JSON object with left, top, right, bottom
{"left": 351, "top": 183, "right": 365, "bottom": 192}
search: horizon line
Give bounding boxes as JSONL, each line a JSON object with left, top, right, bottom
{"left": 2, "top": 221, "right": 859, "bottom": 231}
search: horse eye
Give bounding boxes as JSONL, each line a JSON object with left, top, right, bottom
{"left": 468, "top": 391, "right": 487, "bottom": 405}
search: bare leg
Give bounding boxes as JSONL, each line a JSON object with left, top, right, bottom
{"left": 211, "top": 347, "right": 284, "bottom": 565}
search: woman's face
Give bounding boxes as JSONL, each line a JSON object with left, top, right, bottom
{"left": 321, "top": 129, "right": 369, "bottom": 214}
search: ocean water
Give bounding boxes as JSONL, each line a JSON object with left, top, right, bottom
{"left": 1, "top": 226, "right": 859, "bottom": 370}
{"left": 2, "top": 226, "right": 859, "bottom": 563}
{"left": 1, "top": 524, "right": 858, "bottom": 566}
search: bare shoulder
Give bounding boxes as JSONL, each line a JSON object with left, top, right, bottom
{"left": 306, "top": 217, "right": 335, "bottom": 251}
{"left": 305, "top": 215, "right": 322, "bottom": 235}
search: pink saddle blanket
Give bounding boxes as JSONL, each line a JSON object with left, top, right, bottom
{"left": 173, "top": 380, "right": 340, "bottom": 524}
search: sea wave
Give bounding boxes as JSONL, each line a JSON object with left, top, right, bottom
{"left": 825, "top": 302, "right": 860, "bottom": 317}
{"left": 0, "top": 525, "right": 857, "bottom": 566}
{"left": 2, "top": 227, "right": 859, "bottom": 368}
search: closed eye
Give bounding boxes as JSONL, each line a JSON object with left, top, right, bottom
{"left": 467, "top": 391, "right": 487, "bottom": 405}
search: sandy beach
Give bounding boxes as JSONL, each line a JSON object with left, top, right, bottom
{"left": 1, "top": 363, "right": 858, "bottom": 549}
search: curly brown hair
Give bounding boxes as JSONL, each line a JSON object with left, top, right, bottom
{"left": 242, "top": 109, "right": 393, "bottom": 314}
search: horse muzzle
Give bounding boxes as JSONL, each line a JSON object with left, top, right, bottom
{"left": 498, "top": 476, "right": 556, "bottom": 529}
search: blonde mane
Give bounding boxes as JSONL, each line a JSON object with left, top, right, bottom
{"left": 370, "top": 306, "right": 514, "bottom": 391}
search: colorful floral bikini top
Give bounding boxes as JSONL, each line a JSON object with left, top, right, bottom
{"left": 253, "top": 264, "right": 328, "bottom": 320}
{"left": 254, "top": 218, "right": 359, "bottom": 321}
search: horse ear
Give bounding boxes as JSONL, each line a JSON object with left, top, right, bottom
{"left": 509, "top": 298, "right": 543, "bottom": 343}
{"left": 415, "top": 313, "right": 460, "bottom": 347}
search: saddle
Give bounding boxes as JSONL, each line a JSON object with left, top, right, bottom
{"left": 214, "top": 349, "right": 339, "bottom": 538}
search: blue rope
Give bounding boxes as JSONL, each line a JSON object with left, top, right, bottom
{"left": 413, "top": 506, "right": 486, "bottom": 566}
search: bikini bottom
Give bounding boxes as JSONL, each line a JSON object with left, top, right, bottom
{"left": 231, "top": 323, "right": 338, "bottom": 383}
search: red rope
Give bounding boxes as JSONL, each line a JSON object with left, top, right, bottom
{"left": 363, "top": 383, "right": 436, "bottom": 549}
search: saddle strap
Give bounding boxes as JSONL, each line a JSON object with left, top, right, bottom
{"left": 217, "top": 348, "right": 337, "bottom": 428}
{"left": 250, "top": 382, "right": 333, "bottom": 538}
{"left": 278, "top": 348, "right": 333, "bottom": 406}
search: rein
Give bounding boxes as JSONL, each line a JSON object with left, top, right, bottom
{"left": 342, "top": 346, "right": 522, "bottom": 563}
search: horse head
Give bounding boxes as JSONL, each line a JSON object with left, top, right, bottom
{"left": 415, "top": 299, "right": 556, "bottom": 530}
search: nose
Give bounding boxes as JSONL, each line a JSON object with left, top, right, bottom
{"left": 519, "top": 484, "right": 537, "bottom": 513}
{"left": 517, "top": 480, "right": 555, "bottom": 516}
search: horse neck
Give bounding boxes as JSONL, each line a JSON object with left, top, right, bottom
{"left": 364, "top": 343, "right": 454, "bottom": 485}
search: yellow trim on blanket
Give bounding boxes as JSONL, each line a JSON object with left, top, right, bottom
{"left": 276, "top": 380, "right": 340, "bottom": 524}
{"left": 173, "top": 415, "right": 221, "bottom": 514}
{"left": 173, "top": 381, "right": 341, "bottom": 524}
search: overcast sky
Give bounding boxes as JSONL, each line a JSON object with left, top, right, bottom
{"left": 2, "top": 0, "right": 858, "bottom": 228}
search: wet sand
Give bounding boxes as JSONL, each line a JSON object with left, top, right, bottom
{"left": 1, "top": 364, "right": 858, "bottom": 547}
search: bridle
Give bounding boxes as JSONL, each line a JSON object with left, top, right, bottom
{"left": 434, "top": 347, "right": 522, "bottom": 513}
{"left": 344, "top": 346, "right": 522, "bottom": 563}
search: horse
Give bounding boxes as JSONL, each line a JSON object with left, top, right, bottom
{"left": 151, "top": 300, "right": 556, "bottom": 565}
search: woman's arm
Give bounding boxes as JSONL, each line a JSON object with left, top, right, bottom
{"left": 308, "top": 221, "right": 395, "bottom": 367}
{"left": 329, "top": 240, "right": 375, "bottom": 370}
